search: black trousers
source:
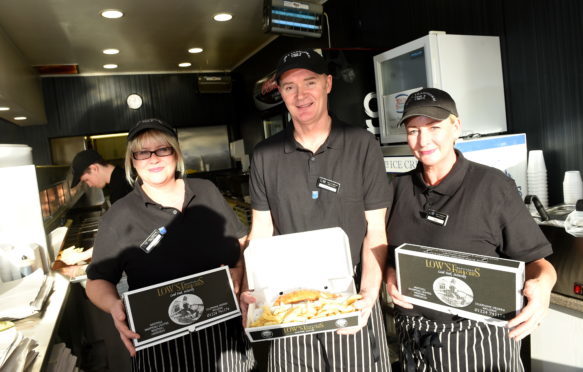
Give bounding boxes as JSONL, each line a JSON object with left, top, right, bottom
{"left": 394, "top": 314, "right": 523, "bottom": 372}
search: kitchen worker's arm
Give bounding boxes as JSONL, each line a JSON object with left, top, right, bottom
{"left": 228, "top": 235, "right": 248, "bottom": 296}
{"left": 507, "top": 258, "right": 556, "bottom": 340}
{"left": 240, "top": 209, "right": 275, "bottom": 326}
{"left": 338, "top": 208, "right": 388, "bottom": 335}
{"left": 86, "top": 279, "right": 140, "bottom": 356}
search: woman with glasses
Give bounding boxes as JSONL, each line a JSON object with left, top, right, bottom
{"left": 85, "top": 118, "right": 255, "bottom": 371}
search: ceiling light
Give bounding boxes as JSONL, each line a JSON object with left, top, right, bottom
{"left": 14, "top": 116, "right": 27, "bottom": 121}
{"left": 103, "top": 48, "right": 120, "bottom": 55}
{"left": 101, "top": 10, "right": 124, "bottom": 19}
{"left": 103, "top": 64, "right": 118, "bottom": 69}
{"left": 188, "top": 47, "right": 203, "bottom": 54}
{"left": 0, "top": 107, "right": 9, "bottom": 111}
{"left": 213, "top": 13, "right": 233, "bottom": 22}
{"left": 178, "top": 62, "right": 192, "bottom": 68}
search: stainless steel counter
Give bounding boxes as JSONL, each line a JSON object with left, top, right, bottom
{"left": 550, "top": 292, "right": 583, "bottom": 313}
{"left": 15, "top": 272, "right": 71, "bottom": 371}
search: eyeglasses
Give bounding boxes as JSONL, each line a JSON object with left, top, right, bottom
{"left": 132, "top": 146, "right": 175, "bottom": 160}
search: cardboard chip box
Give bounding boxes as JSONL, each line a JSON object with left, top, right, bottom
{"left": 244, "top": 227, "right": 363, "bottom": 342}
{"left": 123, "top": 266, "right": 240, "bottom": 350}
{"left": 395, "top": 244, "right": 525, "bottom": 326}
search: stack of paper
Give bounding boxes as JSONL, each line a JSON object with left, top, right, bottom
{"left": 0, "top": 324, "right": 39, "bottom": 371}
{"left": 0, "top": 269, "right": 53, "bottom": 320}
{"left": 45, "top": 342, "right": 78, "bottom": 372}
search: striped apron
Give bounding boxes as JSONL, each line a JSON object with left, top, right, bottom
{"left": 267, "top": 300, "right": 392, "bottom": 372}
{"left": 131, "top": 318, "right": 255, "bottom": 372}
{"left": 394, "top": 314, "right": 523, "bottom": 372}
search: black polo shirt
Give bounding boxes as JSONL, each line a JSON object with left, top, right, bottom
{"left": 87, "top": 178, "right": 247, "bottom": 290}
{"left": 250, "top": 116, "right": 390, "bottom": 266}
{"left": 387, "top": 150, "right": 552, "bottom": 321}
{"left": 108, "top": 166, "right": 133, "bottom": 204}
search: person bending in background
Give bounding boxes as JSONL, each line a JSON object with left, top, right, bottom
{"left": 385, "top": 88, "right": 557, "bottom": 371}
{"left": 70, "top": 149, "right": 132, "bottom": 204}
{"left": 85, "top": 118, "right": 255, "bottom": 371}
{"left": 242, "top": 49, "right": 392, "bottom": 372}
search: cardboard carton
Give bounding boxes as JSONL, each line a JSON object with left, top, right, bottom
{"left": 123, "top": 266, "right": 240, "bottom": 350}
{"left": 395, "top": 243, "right": 525, "bottom": 325}
{"left": 244, "top": 228, "right": 362, "bottom": 341}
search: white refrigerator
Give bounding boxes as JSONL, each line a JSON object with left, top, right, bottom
{"left": 373, "top": 31, "right": 507, "bottom": 144}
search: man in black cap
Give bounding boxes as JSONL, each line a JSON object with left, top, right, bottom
{"left": 70, "top": 149, "right": 132, "bottom": 204}
{"left": 385, "top": 87, "right": 556, "bottom": 371}
{"left": 243, "top": 49, "right": 392, "bottom": 371}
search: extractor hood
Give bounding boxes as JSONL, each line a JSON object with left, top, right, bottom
{"left": 0, "top": 26, "right": 47, "bottom": 126}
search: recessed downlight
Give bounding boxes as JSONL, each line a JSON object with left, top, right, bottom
{"left": 101, "top": 9, "right": 124, "bottom": 19}
{"left": 103, "top": 48, "right": 120, "bottom": 55}
{"left": 178, "top": 62, "right": 192, "bottom": 68}
{"left": 14, "top": 116, "right": 27, "bottom": 121}
{"left": 103, "top": 64, "right": 118, "bottom": 69}
{"left": 213, "top": 13, "right": 232, "bottom": 22}
{"left": 0, "top": 107, "right": 9, "bottom": 111}
{"left": 188, "top": 47, "right": 203, "bottom": 54}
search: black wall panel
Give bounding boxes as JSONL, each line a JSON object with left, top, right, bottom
{"left": 0, "top": 119, "right": 26, "bottom": 143}
{"left": 503, "top": 0, "right": 583, "bottom": 204}
{"left": 13, "top": 73, "right": 234, "bottom": 164}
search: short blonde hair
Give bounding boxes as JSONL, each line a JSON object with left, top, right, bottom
{"left": 124, "top": 130, "right": 185, "bottom": 185}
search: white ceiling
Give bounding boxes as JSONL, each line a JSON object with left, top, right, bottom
{"left": 0, "top": 0, "right": 279, "bottom": 75}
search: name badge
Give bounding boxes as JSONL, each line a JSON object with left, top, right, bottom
{"left": 421, "top": 209, "right": 449, "bottom": 226}
{"left": 317, "top": 177, "right": 340, "bottom": 193}
{"left": 140, "top": 226, "right": 167, "bottom": 253}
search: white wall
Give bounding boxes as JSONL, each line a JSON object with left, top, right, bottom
{"left": 530, "top": 302, "right": 583, "bottom": 371}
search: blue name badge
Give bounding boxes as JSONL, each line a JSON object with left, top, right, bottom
{"left": 312, "top": 190, "right": 319, "bottom": 199}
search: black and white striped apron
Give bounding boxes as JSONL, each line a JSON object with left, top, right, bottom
{"left": 394, "top": 314, "right": 523, "bottom": 372}
{"left": 131, "top": 318, "right": 255, "bottom": 372}
{"left": 267, "top": 300, "right": 392, "bottom": 372}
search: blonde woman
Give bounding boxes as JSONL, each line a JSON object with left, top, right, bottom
{"left": 385, "top": 88, "right": 556, "bottom": 371}
{"left": 86, "top": 118, "right": 255, "bottom": 371}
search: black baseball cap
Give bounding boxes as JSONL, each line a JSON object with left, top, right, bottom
{"left": 127, "top": 118, "right": 177, "bottom": 141}
{"left": 274, "top": 49, "right": 327, "bottom": 83}
{"left": 397, "top": 88, "right": 458, "bottom": 127}
{"left": 71, "top": 149, "right": 103, "bottom": 188}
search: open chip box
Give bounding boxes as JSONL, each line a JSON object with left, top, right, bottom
{"left": 244, "top": 227, "right": 363, "bottom": 342}
{"left": 395, "top": 243, "right": 525, "bottom": 326}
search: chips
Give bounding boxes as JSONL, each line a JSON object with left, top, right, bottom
{"left": 250, "top": 291, "right": 362, "bottom": 327}
{"left": 273, "top": 289, "right": 340, "bottom": 305}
